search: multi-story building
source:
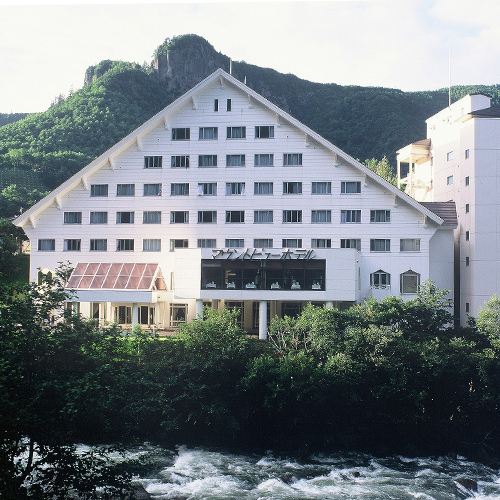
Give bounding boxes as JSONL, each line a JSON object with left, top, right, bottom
{"left": 15, "top": 69, "right": 456, "bottom": 338}
{"left": 397, "top": 93, "right": 500, "bottom": 323}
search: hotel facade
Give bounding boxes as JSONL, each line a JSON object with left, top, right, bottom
{"left": 15, "top": 69, "right": 456, "bottom": 338}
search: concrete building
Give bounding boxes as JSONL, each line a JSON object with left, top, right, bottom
{"left": 397, "top": 93, "right": 500, "bottom": 323}
{"left": 15, "top": 69, "right": 456, "bottom": 338}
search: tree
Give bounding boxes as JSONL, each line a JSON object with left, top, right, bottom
{"left": 364, "top": 156, "right": 398, "bottom": 186}
{"left": 0, "top": 217, "right": 27, "bottom": 283}
{"left": 477, "top": 295, "right": 500, "bottom": 346}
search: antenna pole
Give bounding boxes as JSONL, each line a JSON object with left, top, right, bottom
{"left": 448, "top": 46, "right": 451, "bottom": 107}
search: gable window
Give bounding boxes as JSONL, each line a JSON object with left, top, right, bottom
{"left": 198, "top": 239, "right": 217, "bottom": 248}
{"left": 341, "top": 210, "right": 361, "bottom": 223}
{"left": 283, "top": 181, "right": 302, "bottom": 194}
{"left": 255, "top": 126, "right": 274, "bottom": 138}
{"left": 117, "top": 184, "right": 135, "bottom": 196}
{"left": 225, "top": 211, "right": 245, "bottom": 223}
{"left": 254, "top": 182, "right": 273, "bottom": 195}
{"left": 90, "top": 239, "right": 107, "bottom": 251}
{"left": 370, "top": 270, "right": 390, "bottom": 289}
{"left": 226, "top": 154, "right": 245, "bottom": 167}
{"left": 312, "top": 181, "right": 331, "bottom": 194}
{"left": 64, "top": 212, "right": 81, "bottom": 224}
{"left": 143, "top": 211, "right": 161, "bottom": 224}
{"left": 254, "top": 238, "right": 273, "bottom": 247}
{"left": 143, "top": 239, "right": 161, "bottom": 252}
{"left": 447, "top": 175, "right": 454, "bottom": 185}
{"left": 171, "top": 183, "right": 189, "bottom": 196}
{"left": 226, "top": 98, "right": 232, "bottom": 111}
{"left": 370, "top": 210, "right": 391, "bottom": 223}
{"left": 89, "top": 211, "right": 108, "bottom": 224}
{"left": 198, "top": 155, "right": 217, "bottom": 168}
{"left": 198, "top": 211, "right": 217, "bottom": 223}
{"left": 144, "top": 156, "right": 162, "bottom": 169}
{"left": 64, "top": 239, "right": 81, "bottom": 251}
{"left": 227, "top": 126, "right": 246, "bottom": 139}
{"left": 341, "top": 181, "right": 361, "bottom": 194}
{"left": 254, "top": 154, "right": 274, "bottom": 166}
{"left": 197, "top": 183, "right": 217, "bottom": 196}
{"left": 370, "top": 239, "right": 390, "bottom": 252}
{"left": 226, "top": 182, "right": 245, "bottom": 195}
{"left": 254, "top": 210, "right": 273, "bottom": 223}
{"left": 38, "top": 239, "right": 55, "bottom": 251}
{"left": 143, "top": 183, "right": 162, "bottom": 196}
{"left": 214, "top": 99, "right": 219, "bottom": 112}
{"left": 116, "top": 211, "right": 134, "bottom": 224}
{"left": 116, "top": 239, "right": 134, "bottom": 251}
{"left": 171, "top": 155, "right": 190, "bottom": 169}
{"left": 311, "top": 239, "right": 331, "bottom": 248}
{"left": 311, "top": 210, "right": 331, "bottom": 223}
{"left": 282, "top": 210, "right": 302, "bottom": 223}
{"left": 341, "top": 238, "right": 361, "bottom": 250}
{"left": 400, "top": 239, "right": 420, "bottom": 252}
{"left": 283, "top": 153, "right": 302, "bottom": 166}
{"left": 400, "top": 270, "right": 420, "bottom": 294}
{"left": 225, "top": 239, "right": 244, "bottom": 248}
{"left": 90, "top": 184, "right": 108, "bottom": 197}
{"left": 170, "top": 211, "right": 189, "bottom": 224}
{"left": 172, "top": 128, "right": 190, "bottom": 140}
{"left": 170, "top": 239, "right": 188, "bottom": 250}
{"left": 199, "top": 127, "right": 218, "bottom": 140}
{"left": 282, "top": 238, "right": 302, "bottom": 248}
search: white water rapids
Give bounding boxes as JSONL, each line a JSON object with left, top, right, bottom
{"left": 127, "top": 445, "right": 500, "bottom": 499}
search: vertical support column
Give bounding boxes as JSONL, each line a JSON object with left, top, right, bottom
{"left": 397, "top": 158, "right": 401, "bottom": 190}
{"left": 132, "top": 303, "right": 138, "bottom": 327}
{"left": 196, "top": 299, "right": 203, "bottom": 319}
{"left": 409, "top": 153, "right": 414, "bottom": 198}
{"left": 259, "top": 300, "right": 268, "bottom": 340}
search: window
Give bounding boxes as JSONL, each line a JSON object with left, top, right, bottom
{"left": 465, "top": 203, "right": 470, "bottom": 213}
{"left": 225, "top": 211, "right": 245, "bottom": 223}
{"left": 312, "top": 181, "right": 331, "bottom": 194}
{"left": 400, "top": 239, "right": 420, "bottom": 252}
{"left": 214, "top": 99, "right": 219, "bottom": 112}
{"left": 226, "top": 154, "right": 245, "bottom": 167}
{"left": 38, "top": 239, "right": 55, "bottom": 251}
{"left": 90, "top": 184, "right": 108, "bottom": 197}
{"left": 170, "top": 211, "right": 189, "bottom": 224}
{"left": 89, "top": 211, "right": 108, "bottom": 224}
{"left": 143, "top": 211, "right": 161, "bottom": 224}
{"left": 198, "top": 239, "right": 216, "bottom": 248}
{"left": 465, "top": 231, "right": 470, "bottom": 241}
{"left": 225, "top": 239, "right": 244, "bottom": 248}
{"left": 116, "top": 239, "right": 134, "bottom": 251}
{"left": 116, "top": 306, "right": 132, "bottom": 324}
{"left": 64, "top": 212, "right": 82, "bottom": 224}
{"left": 117, "top": 184, "right": 135, "bottom": 196}
{"left": 283, "top": 182, "right": 302, "bottom": 194}
{"left": 465, "top": 176, "right": 470, "bottom": 186}
{"left": 465, "top": 149, "right": 470, "bottom": 159}
{"left": 199, "top": 127, "right": 218, "bottom": 140}
{"left": 400, "top": 270, "right": 420, "bottom": 294}
{"left": 254, "top": 154, "right": 274, "bottom": 166}
{"left": 447, "top": 151, "right": 454, "bottom": 161}
{"left": 254, "top": 210, "right": 273, "bottom": 223}
{"left": 90, "top": 239, "right": 107, "bottom": 251}
{"left": 466, "top": 256, "right": 470, "bottom": 266}
{"left": 282, "top": 238, "right": 302, "bottom": 248}
{"left": 198, "top": 211, "right": 217, "bottom": 223}
{"left": 282, "top": 210, "right": 302, "bottom": 223}
{"left": 198, "top": 155, "right": 217, "bottom": 168}
{"left": 447, "top": 175, "right": 454, "bottom": 185}
{"left": 370, "top": 239, "right": 391, "bottom": 252}
{"left": 171, "top": 183, "right": 189, "bottom": 196}
{"left": 254, "top": 238, "right": 273, "bottom": 247}
{"left": 370, "top": 270, "right": 390, "bottom": 289}
{"left": 311, "top": 210, "right": 331, "bottom": 223}
{"left": 144, "top": 156, "right": 162, "bottom": 169}
{"left": 227, "top": 126, "right": 246, "bottom": 139}
{"left": 170, "top": 304, "right": 187, "bottom": 327}
{"left": 254, "top": 182, "right": 273, "bottom": 195}
{"left": 64, "top": 239, "right": 81, "bottom": 251}
{"left": 143, "top": 239, "right": 161, "bottom": 252}
{"left": 171, "top": 155, "right": 190, "bottom": 169}
{"left": 341, "top": 239, "right": 361, "bottom": 250}
{"left": 170, "top": 239, "right": 188, "bottom": 250}
{"left": 226, "top": 98, "right": 231, "bottom": 111}
{"left": 172, "top": 128, "right": 190, "bottom": 140}
{"left": 341, "top": 210, "right": 361, "bottom": 223}
{"left": 144, "top": 183, "right": 162, "bottom": 196}
{"left": 283, "top": 153, "right": 302, "bottom": 166}
{"left": 341, "top": 181, "right": 361, "bottom": 194}
{"left": 116, "top": 211, "right": 134, "bottom": 224}
{"left": 255, "top": 126, "right": 274, "bottom": 138}
{"left": 370, "top": 210, "right": 391, "bottom": 223}
{"left": 311, "top": 239, "right": 331, "bottom": 248}
{"left": 465, "top": 302, "right": 470, "bottom": 313}
{"left": 197, "top": 183, "right": 217, "bottom": 195}
{"left": 226, "top": 182, "right": 245, "bottom": 195}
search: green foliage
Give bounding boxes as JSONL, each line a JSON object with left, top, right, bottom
{"left": 477, "top": 295, "right": 500, "bottom": 347}
{"left": 0, "top": 217, "right": 28, "bottom": 283}
{"left": 364, "top": 156, "right": 398, "bottom": 186}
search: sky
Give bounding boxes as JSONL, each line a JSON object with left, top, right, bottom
{"left": 0, "top": 0, "right": 499, "bottom": 113}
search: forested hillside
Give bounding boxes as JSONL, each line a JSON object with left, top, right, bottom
{"left": 1, "top": 34, "right": 500, "bottom": 218}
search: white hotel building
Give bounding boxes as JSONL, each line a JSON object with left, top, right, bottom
{"left": 15, "top": 69, "right": 456, "bottom": 338}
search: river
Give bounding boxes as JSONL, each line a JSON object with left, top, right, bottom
{"left": 125, "top": 445, "right": 500, "bottom": 499}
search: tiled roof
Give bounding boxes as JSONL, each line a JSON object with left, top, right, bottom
{"left": 420, "top": 202, "right": 458, "bottom": 227}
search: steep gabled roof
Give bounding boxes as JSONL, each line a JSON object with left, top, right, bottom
{"left": 420, "top": 202, "right": 458, "bottom": 227}
{"left": 14, "top": 68, "right": 443, "bottom": 227}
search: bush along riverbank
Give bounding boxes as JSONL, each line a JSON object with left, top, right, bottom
{"left": 2, "top": 267, "right": 500, "bottom": 498}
